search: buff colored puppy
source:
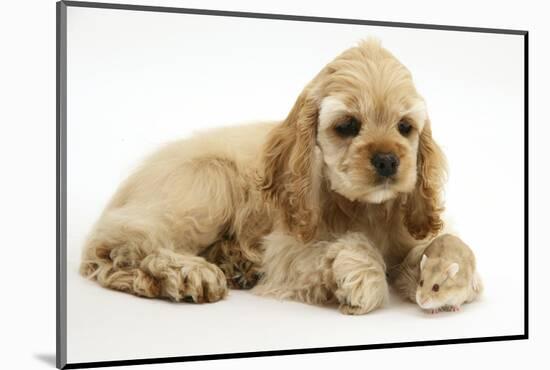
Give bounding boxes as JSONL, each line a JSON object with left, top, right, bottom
{"left": 80, "top": 39, "right": 447, "bottom": 315}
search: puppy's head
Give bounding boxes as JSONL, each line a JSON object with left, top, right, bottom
{"left": 259, "top": 39, "right": 446, "bottom": 242}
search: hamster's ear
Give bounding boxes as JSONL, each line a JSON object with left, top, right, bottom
{"left": 446, "top": 263, "right": 460, "bottom": 278}
{"left": 420, "top": 254, "right": 428, "bottom": 270}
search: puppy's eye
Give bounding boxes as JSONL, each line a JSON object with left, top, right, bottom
{"left": 397, "top": 120, "right": 412, "bottom": 136}
{"left": 335, "top": 118, "right": 361, "bottom": 137}
{"left": 432, "top": 284, "right": 439, "bottom": 292}
{"left": 419, "top": 280, "right": 424, "bottom": 287}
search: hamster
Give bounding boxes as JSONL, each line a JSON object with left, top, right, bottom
{"left": 415, "top": 234, "right": 483, "bottom": 313}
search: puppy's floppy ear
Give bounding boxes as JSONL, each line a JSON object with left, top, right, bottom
{"left": 258, "top": 88, "right": 320, "bottom": 243}
{"left": 403, "top": 120, "right": 447, "bottom": 240}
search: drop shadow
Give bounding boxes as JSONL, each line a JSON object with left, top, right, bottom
{"left": 34, "top": 353, "right": 56, "bottom": 367}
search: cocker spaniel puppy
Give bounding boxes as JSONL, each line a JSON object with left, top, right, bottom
{"left": 80, "top": 39, "right": 446, "bottom": 315}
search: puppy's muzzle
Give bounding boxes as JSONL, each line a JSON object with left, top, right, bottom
{"left": 371, "top": 152, "right": 399, "bottom": 177}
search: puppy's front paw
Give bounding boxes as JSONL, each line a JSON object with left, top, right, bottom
{"left": 327, "top": 234, "right": 388, "bottom": 315}
{"left": 334, "top": 267, "right": 388, "bottom": 315}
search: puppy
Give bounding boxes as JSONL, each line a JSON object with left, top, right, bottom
{"left": 80, "top": 39, "right": 446, "bottom": 315}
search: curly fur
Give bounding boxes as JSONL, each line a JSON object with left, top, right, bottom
{"left": 80, "top": 39, "right": 446, "bottom": 314}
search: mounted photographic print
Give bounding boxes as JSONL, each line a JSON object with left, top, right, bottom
{"left": 56, "top": 1, "right": 528, "bottom": 368}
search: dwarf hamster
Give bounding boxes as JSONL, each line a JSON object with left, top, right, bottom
{"left": 415, "top": 234, "right": 483, "bottom": 313}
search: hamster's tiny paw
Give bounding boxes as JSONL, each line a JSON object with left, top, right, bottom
{"left": 450, "top": 305, "right": 461, "bottom": 312}
{"left": 429, "top": 308, "right": 440, "bottom": 314}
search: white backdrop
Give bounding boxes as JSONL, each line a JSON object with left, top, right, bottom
{"left": 2, "top": 0, "right": 545, "bottom": 369}
{"left": 65, "top": 4, "right": 525, "bottom": 364}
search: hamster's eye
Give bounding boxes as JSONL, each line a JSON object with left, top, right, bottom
{"left": 419, "top": 280, "right": 424, "bottom": 287}
{"left": 397, "top": 120, "right": 412, "bottom": 136}
{"left": 432, "top": 284, "right": 440, "bottom": 292}
{"left": 335, "top": 117, "right": 361, "bottom": 137}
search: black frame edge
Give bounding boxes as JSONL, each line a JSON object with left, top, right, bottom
{"left": 64, "top": 335, "right": 527, "bottom": 369}
{"left": 56, "top": 1, "right": 68, "bottom": 369}
{"left": 524, "top": 31, "right": 529, "bottom": 339}
{"left": 58, "top": 1, "right": 530, "bottom": 368}
{"left": 62, "top": 0, "right": 527, "bottom": 35}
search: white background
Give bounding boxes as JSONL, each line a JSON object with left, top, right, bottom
{"left": 64, "top": 4, "right": 525, "bottom": 364}
{"left": 0, "top": 0, "right": 545, "bottom": 369}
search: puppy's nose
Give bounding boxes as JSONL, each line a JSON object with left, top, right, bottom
{"left": 371, "top": 152, "right": 399, "bottom": 177}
